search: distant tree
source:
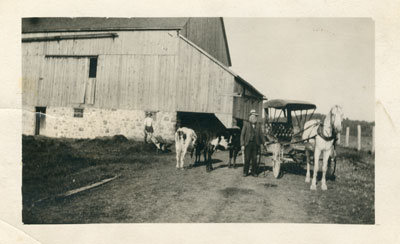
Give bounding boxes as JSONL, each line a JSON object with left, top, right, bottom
{"left": 290, "top": 112, "right": 374, "bottom": 137}
{"left": 342, "top": 118, "right": 374, "bottom": 137}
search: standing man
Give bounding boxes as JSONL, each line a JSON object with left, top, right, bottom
{"left": 240, "top": 109, "right": 267, "bottom": 177}
{"left": 143, "top": 112, "right": 155, "bottom": 143}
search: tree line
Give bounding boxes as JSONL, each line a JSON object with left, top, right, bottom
{"left": 311, "top": 113, "right": 375, "bottom": 137}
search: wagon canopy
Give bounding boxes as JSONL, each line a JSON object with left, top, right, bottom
{"left": 263, "top": 99, "right": 316, "bottom": 111}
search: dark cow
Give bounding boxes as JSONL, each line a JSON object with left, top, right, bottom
{"left": 191, "top": 131, "right": 228, "bottom": 172}
{"left": 191, "top": 131, "right": 207, "bottom": 165}
{"left": 227, "top": 127, "right": 241, "bottom": 168}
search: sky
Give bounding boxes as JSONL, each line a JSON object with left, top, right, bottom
{"left": 224, "top": 18, "right": 375, "bottom": 122}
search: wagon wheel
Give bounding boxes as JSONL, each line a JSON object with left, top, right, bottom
{"left": 271, "top": 143, "right": 282, "bottom": 179}
{"left": 272, "top": 158, "right": 281, "bottom": 179}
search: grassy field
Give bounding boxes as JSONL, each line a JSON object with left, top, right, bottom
{"left": 22, "top": 135, "right": 160, "bottom": 206}
{"left": 22, "top": 135, "right": 374, "bottom": 224}
{"left": 337, "top": 134, "right": 374, "bottom": 151}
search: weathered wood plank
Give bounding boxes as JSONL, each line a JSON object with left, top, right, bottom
{"left": 169, "top": 55, "right": 178, "bottom": 111}
{"left": 22, "top": 29, "right": 241, "bottom": 118}
{"left": 158, "top": 56, "right": 167, "bottom": 110}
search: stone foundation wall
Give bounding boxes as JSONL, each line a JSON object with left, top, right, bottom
{"left": 22, "top": 106, "right": 177, "bottom": 141}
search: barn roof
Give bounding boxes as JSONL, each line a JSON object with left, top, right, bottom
{"left": 22, "top": 17, "right": 233, "bottom": 67}
{"left": 22, "top": 18, "right": 190, "bottom": 33}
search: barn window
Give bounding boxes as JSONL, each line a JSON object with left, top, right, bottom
{"left": 74, "top": 108, "right": 84, "bottom": 118}
{"left": 89, "top": 57, "right": 98, "bottom": 78}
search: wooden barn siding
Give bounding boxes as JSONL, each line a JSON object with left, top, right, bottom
{"left": 181, "top": 18, "right": 230, "bottom": 67}
{"left": 22, "top": 31, "right": 178, "bottom": 56}
{"left": 176, "top": 38, "right": 234, "bottom": 116}
{"left": 22, "top": 31, "right": 179, "bottom": 110}
{"left": 232, "top": 81, "right": 263, "bottom": 121}
{"left": 22, "top": 55, "right": 38, "bottom": 106}
{"left": 82, "top": 52, "right": 177, "bottom": 111}
{"left": 22, "top": 55, "right": 87, "bottom": 106}
{"left": 23, "top": 30, "right": 235, "bottom": 117}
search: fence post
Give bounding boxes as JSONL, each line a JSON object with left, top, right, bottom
{"left": 372, "top": 126, "right": 375, "bottom": 153}
{"left": 357, "top": 125, "right": 361, "bottom": 151}
{"left": 345, "top": 127, "right": 349, "bottom": 147}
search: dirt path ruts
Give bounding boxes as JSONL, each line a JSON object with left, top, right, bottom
{"left": 126, "top": 151, "right": 321, "bottom": 223}
{"left": 28, "top": 150, "right": 331, "bottom": 223}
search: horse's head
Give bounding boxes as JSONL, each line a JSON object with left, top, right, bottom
{"left": 329, "top": 105, "right": 344, "bottom": 133}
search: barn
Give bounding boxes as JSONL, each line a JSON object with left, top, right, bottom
{"left": 22, "top": 18, "right": 265, "bottom": 140}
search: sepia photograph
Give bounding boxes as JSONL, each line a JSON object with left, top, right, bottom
{"left": 21, "top": 17, "right": 374, "bottom": 224}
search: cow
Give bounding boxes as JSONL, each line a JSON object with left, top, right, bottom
{"left": 175, "top": 127, "right": 197, "bottom": 169}
{"left": 226, "top": 127, "right": 241, "bottom": 168}
{"left": 192, "top": 130, "right": 229, "bottom": 172}
{"left": 191, "top": 131, "right": 207, "bottom": 165}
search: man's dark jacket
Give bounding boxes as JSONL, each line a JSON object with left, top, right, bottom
{"left": 240, "top": 121, "right": 266, "bottom": 147}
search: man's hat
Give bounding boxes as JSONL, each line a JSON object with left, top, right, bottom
{"left": 249, "top": 109, "right": 259, "bottom": 116}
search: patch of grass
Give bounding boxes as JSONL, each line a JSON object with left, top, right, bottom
{"left": 305, "top": 145, "right": 375, "bottom": 224}
{"left": 338, "top": 150, "right": 362, "bottom": 162}
{"left": 336, "top": 146, "right": 374, "bottom": 170}
{"left": 22, "top": 135, "right": 166, "bottom": 206}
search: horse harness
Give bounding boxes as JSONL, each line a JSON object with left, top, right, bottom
{"left": 316, "top": 113, "right": 339, "bottom": 147}
{"left": 317, "top": 123, "right": 337, "bottom": 142}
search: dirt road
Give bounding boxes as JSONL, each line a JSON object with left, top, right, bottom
{"left": 24, "top": 145, "right": 374, "bottom": 224}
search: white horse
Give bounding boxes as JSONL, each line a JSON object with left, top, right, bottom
{"left": 302, "top": 105, "right": 344, "bottom": 190}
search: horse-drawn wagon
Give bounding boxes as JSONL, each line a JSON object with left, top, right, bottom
{"left": 260, "top": 99, "right": 337, "bottom": 180}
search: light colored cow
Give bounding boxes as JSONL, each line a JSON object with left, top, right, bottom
{"left": 175, "top": 127, "right": 197, "bottom": 169}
